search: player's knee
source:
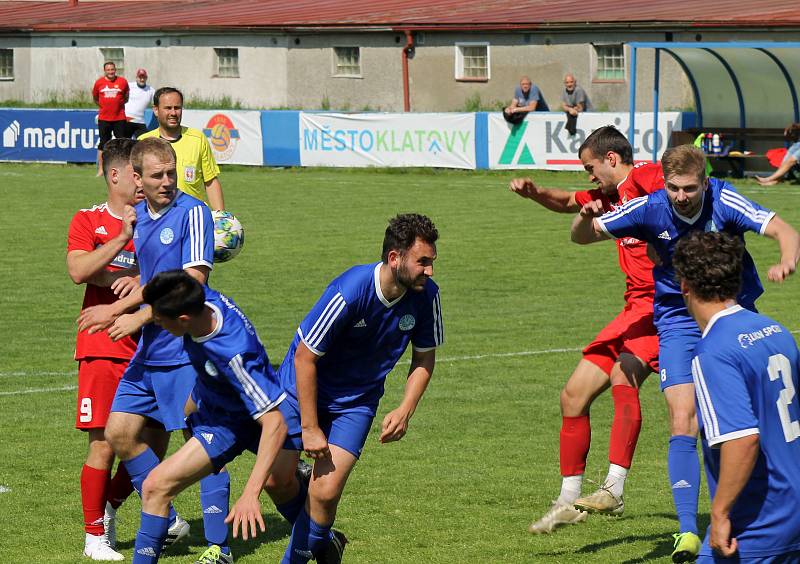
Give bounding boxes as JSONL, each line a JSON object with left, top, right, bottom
{"left": 309, "top": 480, "right": 343, "bottom": 510}
{"left": 668, "top": 405, "right": 698, "bottom": 436}
{"left": 264, "top": 467, "right": 295, "bottom": 495}
{"left": 88, "top": 438, "right": 116, "bottom": 463}
{"left": 559, "top": 386, "right": 588, "bottom": 415}
{"left": 104, "top": 422, "right": 133, "bottom": 455}
{"left": 141, "top": 470, "right": 176, "bottom": 505}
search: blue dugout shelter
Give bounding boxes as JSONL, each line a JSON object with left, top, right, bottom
{"left": 628, "top": 41, "right": 800, "bottom": 161}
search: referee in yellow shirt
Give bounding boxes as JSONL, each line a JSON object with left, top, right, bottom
{"left": 139, "top": 87, "right": 225, "bottom": 211}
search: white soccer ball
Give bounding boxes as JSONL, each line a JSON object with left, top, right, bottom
{"left": 212, "top": 210, "right": 244, "bottom": 263}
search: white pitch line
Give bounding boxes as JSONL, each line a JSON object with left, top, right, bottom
{"left": 0, "top": 384, "right": 77, "bottom": 397}
{"left": 3, "top": 330, "right": 800, "bottom": 393}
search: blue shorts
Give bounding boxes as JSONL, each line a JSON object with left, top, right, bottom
{"left": 657, "top": 325, "right": 702, "bottom": 391}
{"left": 187, "top": 406, "right": 261, "bottom": 472}
{"left": 279, "top": 396, "right": 374, "bottom": 459}
{"left": 698, "top": 550, "right": 800, "bottom": 563}
{"left": 110, "top": 362, "right": 197, "bottom": 431}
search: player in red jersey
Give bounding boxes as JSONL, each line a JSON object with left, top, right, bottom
{"left": 92, "top": 62, "right": 129, "bottom": 176}
{"left": 67, "top": 138, "right": 145, "bottom": 561}
{"left": 510, "top": 126, "right": 663, "bottom": 533}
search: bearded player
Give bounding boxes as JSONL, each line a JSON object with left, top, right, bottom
{"left": 510, "top": 125, "right": 662, "bottom": 533}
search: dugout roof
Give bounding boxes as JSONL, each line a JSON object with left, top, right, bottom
{"left": 628, "top": 41, "right": 800, "bottom": 160}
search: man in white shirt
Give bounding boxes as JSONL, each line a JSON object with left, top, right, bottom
{"left": 125, "top": 68, "right": 155, "bottom": 139}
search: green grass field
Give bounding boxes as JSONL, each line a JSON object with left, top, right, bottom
{"left": 1, "top": 163, "right": 799, "bottom": 563}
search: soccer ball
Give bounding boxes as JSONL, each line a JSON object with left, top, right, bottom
{"left": 212, "top": 210, "right": 244, "bottom": 263}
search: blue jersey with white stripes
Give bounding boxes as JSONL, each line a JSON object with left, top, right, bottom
{"left": 596, "top": 178, "right": 774, "bottom": 329}
{"left": 132, "top": 192, "right": 214, "bottom": 365}
{"left": 692, "top": 306, "right": 800, "bottom": 558}
{"left": 185, "top": 287, "right": 285, "bottom": 420}
{"left": 278, "top": 262, "right": 444, "bottom": 415}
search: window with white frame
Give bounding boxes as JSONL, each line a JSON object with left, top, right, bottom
{"left": 455, "top": 43, "right": 490, "bottom": 80}
{"left": 215, "top": 48, "right": 239, "bottom": 78}
{"left": 333, "top": 47, "right": 361, "bottom": 77}
{"left": 100, "top": 48, "right": 124, "bottom": 76}
{"left": 594, "top": 44, "right": 625, "bottom": 80}
{"left": 0, "top": 49, "right": 13, "bottom": 80}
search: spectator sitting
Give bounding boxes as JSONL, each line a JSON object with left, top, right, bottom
{"left": 561, "top": 74, "right": 592, "bottom": 136}
{"left": 503, "top": 76, "right": 549, "bottom": 124}
{"left": 756, "top": 123, "right": 800, "bottom": 185}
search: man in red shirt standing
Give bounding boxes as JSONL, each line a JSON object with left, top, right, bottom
{"left": 510, "top": 126, "right": 662, "bottom": 534}
{"left": 67, "top": 138, "right": 147, "bottom": 561}
{"left": 92, "top": 62, "right": 129, "bottom": 176}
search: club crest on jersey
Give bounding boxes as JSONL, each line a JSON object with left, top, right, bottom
{"left": 160, "top": 227, "right": 174, "bottom": 245}
{"left": 184, "top": 165, "right": 196, "bottom": 183}
{"left": 705, "top": 220, "right": 718, "bottom": 232}
{"left": 399, "top": 314, "right": 415, "bottom": 331}
{"left": 204, "top": 360, "right": 219, "bottom": 377}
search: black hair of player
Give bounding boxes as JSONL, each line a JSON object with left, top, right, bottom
{"left": 578, "top": 125, "right": 634, "bottom": 165}
{"left": 672, "top": 231, "right": 744, "bottom": 302}
{"left": 153, "top": 86, "right": 184, "bottom": 107}
{"left": 143, "top": 270, "right": 205, "bottom": 318}
{"left": 381, "top": 213, "right": 439, "bottom": 262}
{"left": 102, "top": 137, "right": 136, "bottom": 179}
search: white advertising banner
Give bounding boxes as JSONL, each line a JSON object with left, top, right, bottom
{"left": 179, "top": 109, "right": 263, "bottom": 165}
{"left": 488, "top": 112, "right": 683, "bottom": 170}
{"left": 299, "top": 113, "right": 476, "bottom": 169}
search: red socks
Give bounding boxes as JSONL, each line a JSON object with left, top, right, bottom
{"left": 608, "top": 384, "right": 642, "bottom": 469}
{"left": 560, "top": 415, "right": 591, "bottom": 476}
{"left": 81, "top": 465, "right": 110, "bottom": 536}
{"left": 107, "top": 464, "right": 134, "bottom": 510}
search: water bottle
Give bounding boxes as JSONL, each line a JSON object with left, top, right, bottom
{"left": 705, "top": 133, "right": 713, "bottom": 153}
{"left": 712, "top": 133, "right": 721, "bottom": 154}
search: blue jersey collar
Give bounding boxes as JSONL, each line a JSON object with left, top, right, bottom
{"left": 192, "top": 302, "right": 224, "bottom": 343}
{"left": 146, "top": 191, "right": 180, "bottom": 220}
{"left": 374, "top": 262, "right": 406, "bottom": 308}
{"left": 702, "top": 303, "right": 743, "bottom": 338}
{"left": 672, "top": 191, "right": 706, "bottom": 225}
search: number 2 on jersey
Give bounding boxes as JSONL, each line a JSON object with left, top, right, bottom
{"left": 768, "top": 354, "right": 800, "bottom": 442}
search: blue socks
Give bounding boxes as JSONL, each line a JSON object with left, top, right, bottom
{"left": 200, "top": 470, "right": 231, "bottom": 553}
{"left": 124, "top": 448, "right": 177, "bottom": 523}
{"left": 668, "top": 435, "right": 700, "bottom": 535}
{"left": 275, "top": 476, "right": 309, "bottom": 525}
{"left": 281, "top": 507, "right": 332, "bottom": 563}
{"left": 132, "top": 512, "right": 169, "bottom": 564}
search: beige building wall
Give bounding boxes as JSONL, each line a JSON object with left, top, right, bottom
{"left": 0, "top": 32, "right": 289, "bottom": 108}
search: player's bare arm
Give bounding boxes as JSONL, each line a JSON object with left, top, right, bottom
{"left": 380, "top": 348, "right": 435, "bottom": 444}
{"left": 294, "top": 341, "right": 329, "bottom": 460}
{"left": 709, "top": 434, "right": 760, "bottom": 557}
{"left": 67, "top": 204, "right": 136, "bottom": 285}
{"left": 226, "top": 409, "right": 287, "bottom": 541}
{"left": 571, "top": 200, "right": 611, "bottom": 244}
{"left": 106, "top": 265, "right": 210, "bottom": 341}
{"left": 509, "top": 177, "right": 580, "bottom": 213}
{"left": 762, "top": 215, "right": 800, "bottom": 282}
{"left": 205, "top": 177, "right": 225, "bottom": 211}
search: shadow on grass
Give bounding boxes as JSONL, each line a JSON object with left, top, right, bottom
{"left": 533, "top": 512, "right": 710, "bottom": 562}
{"left": 117, "top": 514, "right": 292, "bottom": 559}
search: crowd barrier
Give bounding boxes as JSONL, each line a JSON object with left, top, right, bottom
{"left": 0, "top": 107, "right": 686, "bottom": 170}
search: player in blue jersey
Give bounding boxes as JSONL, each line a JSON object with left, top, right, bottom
{"left": 77, "top": 137, "right": 232, "bottom": 561}
{"left": 262, "top": 213, "right": 444, "bottom": 563}
{"left": 125, "top": 270, "right": 288, "bottom": 564}
{"left": 571, "top": 144, "right": 800, "bottom": 562}
{"left": 673, "top": 231, "right": 800, "bottom": 562}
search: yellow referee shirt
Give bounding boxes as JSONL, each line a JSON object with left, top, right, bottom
{"left": 139, "top": 126, "right": 220, "bottom": 204}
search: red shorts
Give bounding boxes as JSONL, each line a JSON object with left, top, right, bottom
{"left": 582, "top": 301, "right": 659, "bottom": 376}
{"left": 75, "top": 358, "right": 129, "bottom": 430}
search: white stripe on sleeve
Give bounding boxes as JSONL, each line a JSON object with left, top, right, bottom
{"left": 228, "top": 354, "right": 271, "bottom": 411}
{"left": 432, "top": 292, "right": 444, "bottom": 346}
{"left": 304, "top": 293, "right": 347, "bottom": 349}
{"left": 692, "top": 356, "right": 720, "bottom": 439}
